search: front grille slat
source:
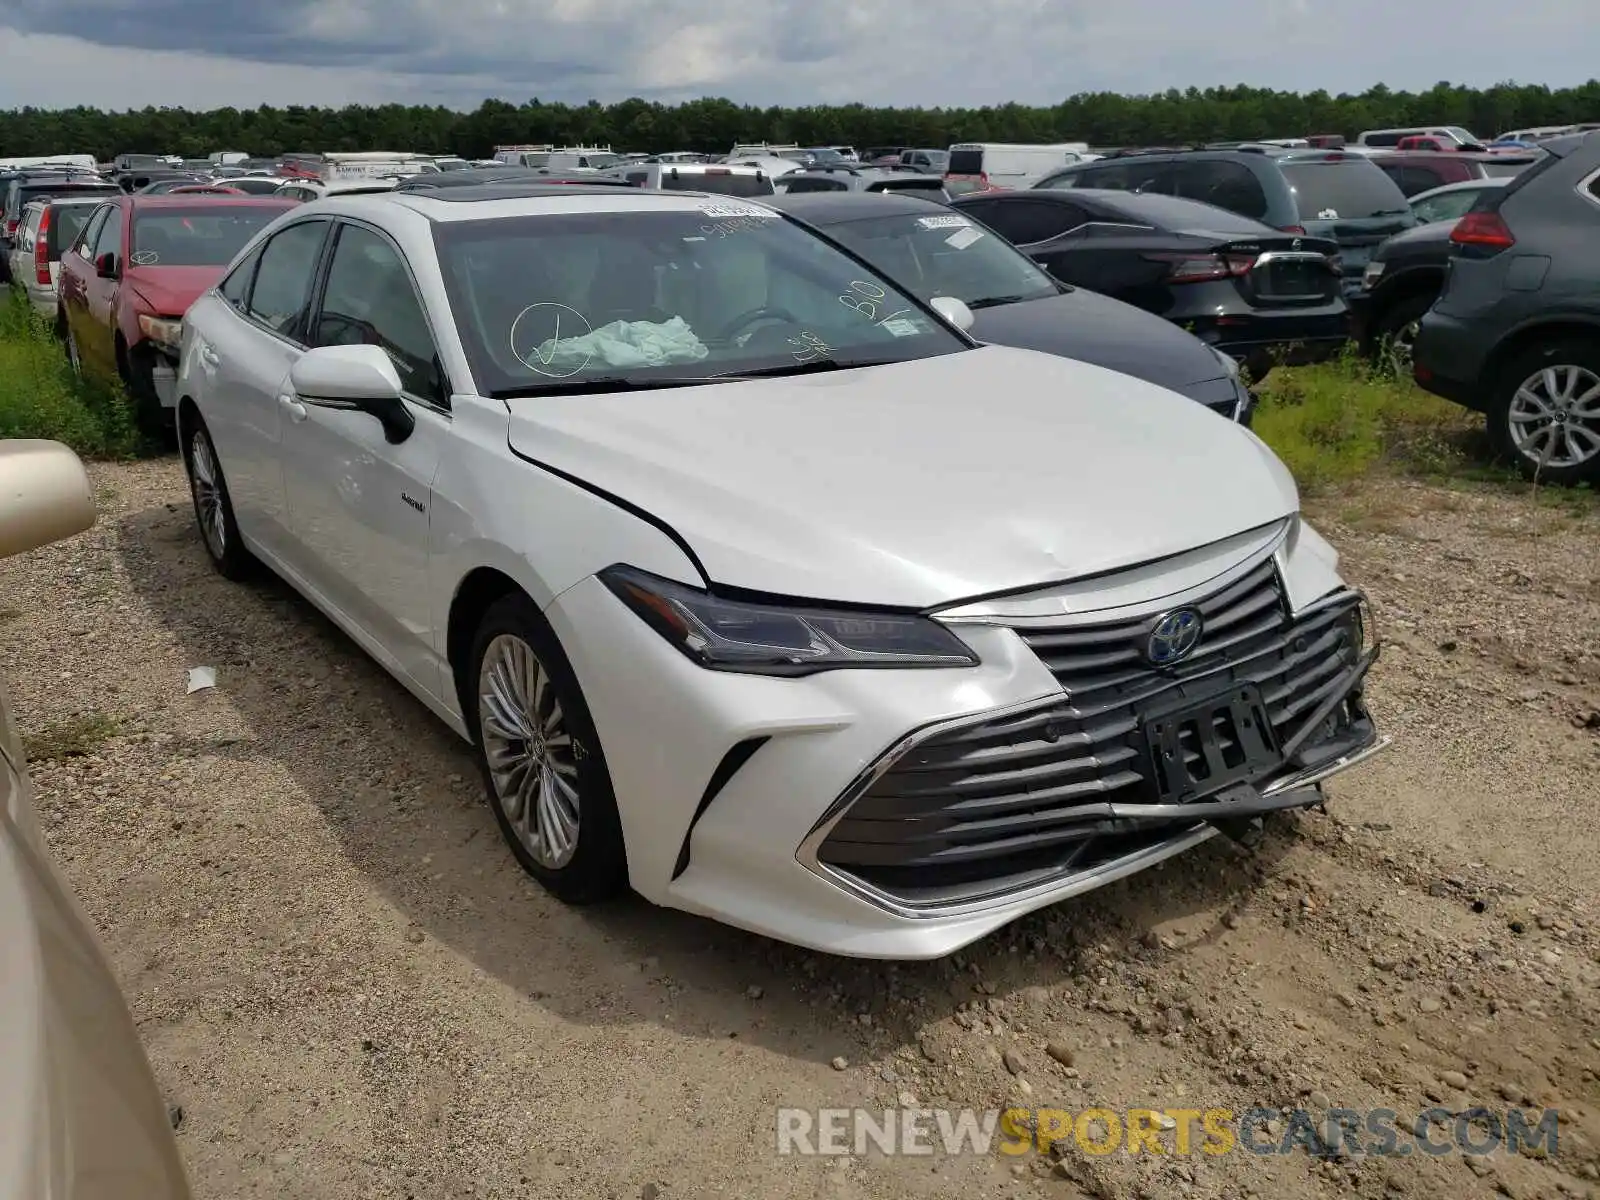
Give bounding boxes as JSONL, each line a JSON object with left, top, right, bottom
{"left": 817, "top": 560, "right": 1372, "bottom": 902}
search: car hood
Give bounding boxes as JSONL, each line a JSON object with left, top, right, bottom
{"left": 125, "top": 266, "right": 223, "bottom": 317}
{"left": 504, "top": 345, "right": 1298, "bottom": 608}
{"left": 970, "top": 290, "right": 1228, "bottom": 390}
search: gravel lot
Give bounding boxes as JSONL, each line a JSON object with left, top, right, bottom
{"left": 4, "top": 458, "right": 1599, "bottom": 1200}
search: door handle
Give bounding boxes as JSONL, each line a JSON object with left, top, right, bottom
{"left": 279, "top": 393, "right": 308, "bottom": 422}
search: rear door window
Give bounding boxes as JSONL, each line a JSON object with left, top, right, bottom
{"left": 969, "top": 199, "right": 1083, "bottom": 245}
{"left": 1169, "top": 160, "right": 1270, "bottom": 219}
{"left": 1280, "top": 162, "right": 1409, "bottom": 219}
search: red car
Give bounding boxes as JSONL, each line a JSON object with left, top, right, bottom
{"left": 56, "top": 194, "right": 296, "bottom": 434}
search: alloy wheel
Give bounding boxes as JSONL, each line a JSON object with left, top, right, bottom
{"left": 478, "top": 633, "right": 580, "bottom": 869}
{"left": 1383, "top": 319, "right": 1420, "bottom": 375}
{"left": 188, "top": 431, "right": 227, "bottom": 559}
{"left": 1507, "top": 363, "right": 1600, "bottom": 470}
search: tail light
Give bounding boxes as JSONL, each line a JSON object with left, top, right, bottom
{"left": 1450, "top": 211, "right": 1515, "bottom": 249}
{"left": 1280, "top": 224, "right": 1307, "bottom": 235}
{"left": 1146, "top": 252, "right": 1254, "bottom": 283}
{"left": 4, "top": 218, "right": 16, "bottom": 238}
{"left": 34, "top": 206, "right": 51, "bottom": 285}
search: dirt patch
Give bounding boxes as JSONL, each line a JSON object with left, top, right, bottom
{"left": 3, "top": 459, "right": 1597, "bottom": 1200}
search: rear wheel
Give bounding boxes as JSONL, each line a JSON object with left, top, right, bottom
{"left": 183, "top": 415, "right": 254, "bottom": 579}
{"left": 1367, "top": 292, "right": 1435, "bottom": 375}
{"left": 1488, "top": 340, "right": 1600, "bottom": 486}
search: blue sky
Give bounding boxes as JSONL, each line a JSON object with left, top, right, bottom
{"left": 0, "top": 0, "right": 1594, "bottom": 111}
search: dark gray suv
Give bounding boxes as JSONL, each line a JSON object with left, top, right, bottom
{"left": 1412, "top": 131, "right": 1600, "bottom": 485}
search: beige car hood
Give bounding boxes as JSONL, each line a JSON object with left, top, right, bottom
{"left": 0, "top": 681, "right": 191, "bottom": 1200}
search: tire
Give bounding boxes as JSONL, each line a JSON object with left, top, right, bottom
{"left": 182, "top": 415, "right": 255, "bottom": 579}
{"left": 119, "top": 340, "right": 168, "bottom": 439}
{"left": 467, "top": 593, "right": 628, "bottom": 904}
{"left": 1487, "top": 339, "right": 1600, "bottom": 487}
{"left": 1366, "top": 292, "right": 1435, "bottom": 374}
{"left": 62, "top": 320, "right": 83, "bottom": 377}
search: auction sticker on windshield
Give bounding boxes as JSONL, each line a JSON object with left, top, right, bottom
{"left": 698, "top": 201, "right": 778, "bottom": 220}
{"left": 945, "top": 226, "right": 984, "bottom": 250}
{"left": 916, "top": 215, "right": 970, "bottom": 229}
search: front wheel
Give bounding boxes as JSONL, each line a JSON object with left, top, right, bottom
{"left": 1488, "top": 340, "right": 1600, "bottom": 486}
{"left": 468, "top": 594, "right": 628, "bottom": 904}
{"left": 183, "top": 416, "right": 254, "bottom": 579}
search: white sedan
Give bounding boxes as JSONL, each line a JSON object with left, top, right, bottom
{"left": 175, "top": 186, "right": 1387, "bottom": 959}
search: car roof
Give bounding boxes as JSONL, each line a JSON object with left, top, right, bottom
{"left": 765, "top": 191, "right": 950, "bottom": 221}
{"left": 376, "top": 186, "right": 771, "bottom": 223}
{"left": 126, "top": 194, "right": 298, "bottom": 208}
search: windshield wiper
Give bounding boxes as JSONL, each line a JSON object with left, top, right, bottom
{"left": 966, "top": 294, "right": 1033, "bottom": 310}
{"left": 700, "top": 358, "right": 900, "bottom": 380}
{"left": 1370, "top": 208, "right": 1411, "bottom": 217}
{"left": 488, "top": 375, "right": 721, "bottom": 398}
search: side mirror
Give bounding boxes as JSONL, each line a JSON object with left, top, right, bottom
{"left": 95, "top": 251, "right": 119, "bottom": 278}
{"left": 928, "top": 295, "right": 975, "bottom": 332}
{"left": 0, "top": 440, "right": 96, "bottom": 559}
{"left": 289, "top": 344, "right": 415, "bottom": 444}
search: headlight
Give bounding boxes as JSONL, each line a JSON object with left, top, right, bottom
{"left": 1210, "top": 345, "right": 1241, "bottom": 379}
{"left": 138, "top": 314, "right": 183, "bottom": 350}
{"left": 599, "top": 565, "right": 980, "bottom": 675}
{"left": 1362, "top": 260, "right": 1385, "bottom": 286}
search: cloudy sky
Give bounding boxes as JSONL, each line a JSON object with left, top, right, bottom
{"left": 0, "top": 0, "right": 1594, "bottom": 111}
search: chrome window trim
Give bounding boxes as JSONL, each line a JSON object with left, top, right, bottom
{"left": 1577, "top": 165, "right": 1600, "bottom": 211}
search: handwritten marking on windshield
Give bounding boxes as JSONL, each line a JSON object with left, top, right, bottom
{"left": 700, "top": 216, "right": 768, "bottom": 239}
{"left": 838, "top": 280, "right": 911, "bottom": 326}
{"left": 788, "top": 331, "right": 834, "bottom": 363}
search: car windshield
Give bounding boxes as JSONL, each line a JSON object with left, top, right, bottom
{"left": 659, "top": 171, "right": 774, "bottom": 197}
{"left": 1411, "top": 188, "right": 1482, "bottom": 224}
{"left": 432, "top": 204, "right": 966, "bottom": 396}
{"left": 1481, "top": 159, "right": 1536, "bottom": 178}
{"left": 819, "top": 209, "right": 1057, "bottom": 309}
{"left": 1089, "top": 190, "right": 1275, "bottom": 234}
{"left": 50, "top": 204, "right": 96, "bottom": 251}
{"left": 1280, "top": 163, "right": 1409, "bottom": 219}
{"left": 130, "top": 206, "right": 284, "bottom": 266}
{"left": 943, "top": 178, "right": 993, "bottom": 197}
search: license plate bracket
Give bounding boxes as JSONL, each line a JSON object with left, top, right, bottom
{"left": 1142, "top": 683, "right": 1280, "bottom": 805}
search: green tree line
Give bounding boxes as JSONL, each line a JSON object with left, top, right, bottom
{"left": 2, "top": 81, "right": 1597, "bottom": 160}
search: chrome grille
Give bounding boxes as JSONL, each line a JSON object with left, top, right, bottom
{"left": 815, "top": 561, "right": 1370, "bottom": 903}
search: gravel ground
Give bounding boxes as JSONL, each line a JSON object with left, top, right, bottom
{"left": 3, "top": 458, "right": 1598, "bottom": 1200}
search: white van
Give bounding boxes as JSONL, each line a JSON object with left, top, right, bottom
{"left": 494, "top": 145, "right": 622, "bottom": 172}
{"left": 945, "top": 142, "right": 1089, "bottom": 189}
